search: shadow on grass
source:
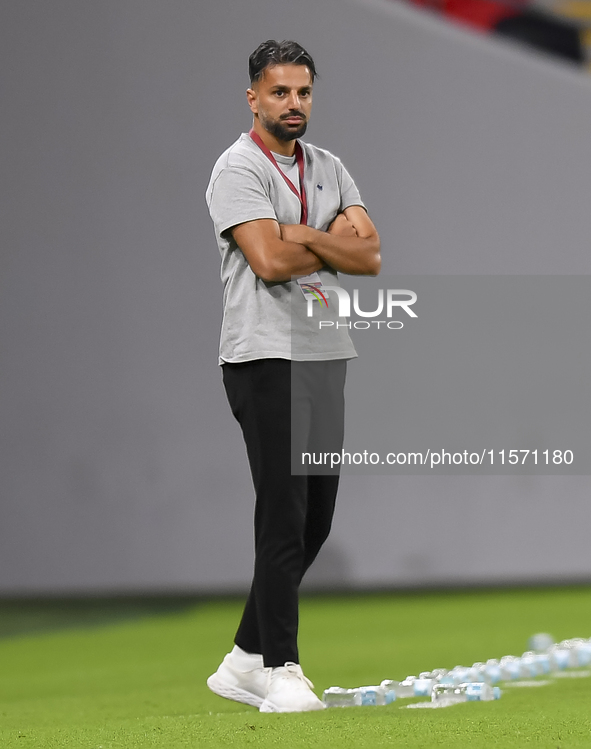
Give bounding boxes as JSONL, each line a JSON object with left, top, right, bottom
{"left": 0, "top": 595, "right": 202, "bottom": 639}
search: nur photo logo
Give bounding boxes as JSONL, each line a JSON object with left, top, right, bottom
{"left": 306, "top": 287, "right": 418, "bottom": 330}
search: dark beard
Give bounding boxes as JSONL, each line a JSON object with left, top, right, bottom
{"left": 263, "top": 116, "right": 308, "bottom": 142}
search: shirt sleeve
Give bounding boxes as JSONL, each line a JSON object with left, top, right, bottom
{"left": 207, "top": 166, "right": 278, "bottom": 237}
{"left": 336, "top": 159, "right": 366, "bottom": 212}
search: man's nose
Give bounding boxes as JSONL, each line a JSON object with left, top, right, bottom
{"left": 287, "top": 91, "right": 301, "bottom": 110}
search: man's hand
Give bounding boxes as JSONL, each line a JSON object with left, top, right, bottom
{"left": 328, "top": 213, "right": 358, "bottom": 237}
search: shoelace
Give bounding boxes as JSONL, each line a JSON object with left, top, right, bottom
{"left": 269, "top": 662, "right": 315, "bottom": 689}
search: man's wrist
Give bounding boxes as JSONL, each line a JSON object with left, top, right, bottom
{"left": 301, "top": 225, "right": 322, "bottom": 250}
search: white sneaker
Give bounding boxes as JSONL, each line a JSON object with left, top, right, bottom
{"left": 259, "top": 662, "right": 325, "bottom": 713}
{"left": 207, "top": 647, "right": 269, "bottom": 708}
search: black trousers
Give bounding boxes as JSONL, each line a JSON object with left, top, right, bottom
{"left": 222, "top": 358, "right": 347, "bottom": 667}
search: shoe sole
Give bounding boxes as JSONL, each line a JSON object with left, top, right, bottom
{"left": 207, "top": 672, "right": 264, "bottom": 709}
{"left": 259, "top": 697, "right": 325, "bottom": 713}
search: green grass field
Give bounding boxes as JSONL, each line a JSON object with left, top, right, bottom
{"left": 2, "top": 587, "right": 591, "bottom": 748}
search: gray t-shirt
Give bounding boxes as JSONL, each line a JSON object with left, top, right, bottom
{"left": 272, "top": 150, "right": 299, "bottom": 184}
{"left": 206, "top": 132, "right": 366, "bottom": 364}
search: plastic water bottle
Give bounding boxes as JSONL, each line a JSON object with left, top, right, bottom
{"left": 431, "top": 682, "right": 501, "bottom": 705}
{"left": 563, "top": 639, "right": 583, "bottom": 667}
{"left": 322, "top": 687, "right": 362, "bottom": 707}
{"left": 460, "top": 665, "right": 481, "bottom": 683}
{"left": 499, "top": 655, "right": 522, "bottom": 680}
{"left": 572, "top": 639, "right": 591, "bottom": 667}
{"left": 438, "top": 666, "right": 471, "bottom": 686}
{"left": 322, "top": 684, "right": 396, "bottom": 707}
{"left": 394, "top": 675, "right": 418, "bottom": 698}
{"left": 519, "top": 651, "right": 539, "bottom": 677}
{"left": 359, "top": 684, "right": 396, "bottom": 705}
{"left": 431, "top": 683, "right": 466, "bottom": 705}
{"left": 379, "top": 679, "right": 399, "bottom": 701}
{"left": 520, "top": 651, "right": 550, "bottom": 677}
{"left": 534, "top": 652, "right": 551, "bottom": 674}
{"left": 528, "top": 632, "right": 555, "bottom": 653}
{"left": 548, "top": 644, "right": 570, "bottom": 671}
{"left": 413, "top": 672, "right": 437, "bottom": 697}
{"left": 483, "top": 659, "right": 502, "bottom": 684}
{"left": 468, "top": 663, "right": 488, "bottom": 683}
{"left": 560, "top": 638, "right": 591, "bottom": 668}
{"left": 438, "top": 669, "right": 461, "bottom": 686}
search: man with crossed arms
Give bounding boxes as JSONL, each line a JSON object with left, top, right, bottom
{"left": 206, "top": 39, "right": 380, "bottom": 713}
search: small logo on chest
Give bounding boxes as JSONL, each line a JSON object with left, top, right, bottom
{"left": 316, "top": 184, "right": 323, "bottom": 191}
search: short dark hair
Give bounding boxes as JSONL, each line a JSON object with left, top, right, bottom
{"left": 249, "top": 40, "right": 317, "bottom": 85}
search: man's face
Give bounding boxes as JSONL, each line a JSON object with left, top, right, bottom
{"left": 247, "top": 64, "right": 313, "bottom": 142}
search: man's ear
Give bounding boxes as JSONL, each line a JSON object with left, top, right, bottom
{"left": 246, "top": 88, "right": 258, "bottom": 115}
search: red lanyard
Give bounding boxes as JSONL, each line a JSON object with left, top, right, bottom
{"left": 249, "top": 128, "right": 308, "bottom": 225}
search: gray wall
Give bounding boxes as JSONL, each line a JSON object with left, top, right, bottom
{"left": 2, "top": 0, "right": 591, "bottom": 594}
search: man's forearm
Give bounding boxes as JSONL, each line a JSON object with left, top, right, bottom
{"left": 307, "top": 228, "right": 380, "bottom": 275}
{"left": 263, "top": 239, "right": 324, "bottom": 282}
{"left": 231, "top": 219, "right": 325, "bottom": 283}
{"left": 284, "top": 225, "right": 380, "bottom": 276}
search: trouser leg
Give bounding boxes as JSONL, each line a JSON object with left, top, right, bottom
{"left": 301, "top": 475, "right": 340, "bottom": 575}
{"left": 292, "top": 359, "right": 346, "bottom": 577}
{"left": 234, "top": 475, "right": 340, "bottom": 662}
